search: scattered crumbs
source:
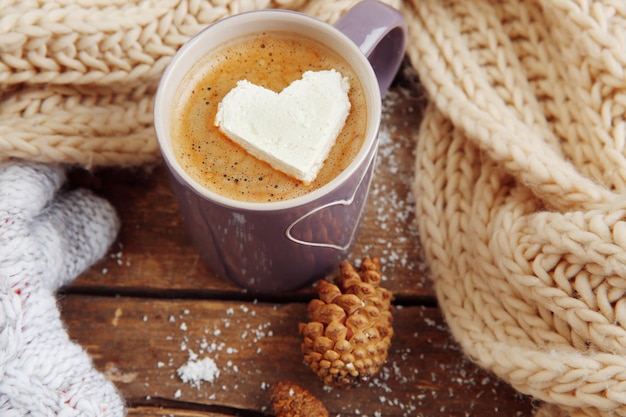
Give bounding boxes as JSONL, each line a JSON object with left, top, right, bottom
{"left": 177, "top": 356, "right": 220, "bottom": 388}
{"left": 109, "top": 245, "right": 132, "bottom": 267}
{"left": 350, "top": 86, "right": 428, "bottom": 291}
{"left": 154, "top": 305, "right": 278, "bottom": 400}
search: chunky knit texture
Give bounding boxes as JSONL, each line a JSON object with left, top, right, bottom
{"left": 0, "top": 0, "right": 395, "bottom": 167}
{"left": 0, "top": 162, "right": 123, "bottom": 415}
{"left": 405, "top": 1, "right": 626, "bottom": 416}
{"left": 2, "top": 1, "right": 625, "bottom": 416}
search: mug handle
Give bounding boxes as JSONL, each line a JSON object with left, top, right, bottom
{"left": 334, "top": 0, "right": 407, "bottom": 96}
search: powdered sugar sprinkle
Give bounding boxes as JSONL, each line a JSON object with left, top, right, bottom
{"left": 177, "top": 357, "right": 220, "bottom": 388}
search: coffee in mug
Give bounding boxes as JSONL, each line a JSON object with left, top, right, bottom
{"left": 170, "top": 32, "right": 367, "bottom": 203}
{"left": 154, "top": 1, "right": 407, "bottom": 292}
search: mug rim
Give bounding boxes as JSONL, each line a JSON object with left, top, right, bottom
{"left": 154, "top": 9, "right": 382, "bottom": 212}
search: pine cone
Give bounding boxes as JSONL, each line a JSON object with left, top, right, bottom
{"left": 270, "top": 381, "right": 329, "bottom": 417}
{"left": 299, "top": 257, "right": 394, "bottom": 387}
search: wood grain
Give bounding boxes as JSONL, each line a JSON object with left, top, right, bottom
{"left": 60, "top": 296, "right": 533, "bottom": 417}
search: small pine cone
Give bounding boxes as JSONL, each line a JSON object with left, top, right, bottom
{"left": 270, "top": 381, "right": 329, "bottom": 417}
{"left": 299, "top": 257, "right": 394, "bottom": 387}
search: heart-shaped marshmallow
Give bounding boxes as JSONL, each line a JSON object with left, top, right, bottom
{"left": 215, "top": 70, "right": 351, "bottom": 184}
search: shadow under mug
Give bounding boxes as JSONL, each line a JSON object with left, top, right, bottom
{"left": 154, "top": 0, "right": 407, "bottom": 293}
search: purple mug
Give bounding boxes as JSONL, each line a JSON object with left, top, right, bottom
{"left": 154, "top": 0, "right": 407, "bottom": 292}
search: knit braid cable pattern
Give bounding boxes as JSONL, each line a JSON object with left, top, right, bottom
{"left": 0, "top": 0, "right": 315, "bottom": 167}
{"left": 405, "top": 0, "right": 626, "bottom": 415}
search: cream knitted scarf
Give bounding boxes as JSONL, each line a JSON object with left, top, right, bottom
{"left": 0, "top": 0, "right": 368, "bottom": 166}
{"left": 407, "top": 1, "right": 626, "bottom": 416}
{"left": 2, "top": 1, "right": 625, "bottom": 416}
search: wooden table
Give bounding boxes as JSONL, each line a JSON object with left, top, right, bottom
{"left": 60, "top": 66, "right": 536, "bottom": 417}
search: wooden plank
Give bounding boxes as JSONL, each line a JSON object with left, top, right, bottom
{"left": 69, "top": 81, "right": 431, "bottom": 298}
{"left": 60, "top": 295, "right": 534, "bottom": 417}
{"left": 126, "top": 408, "right": 235, "bottom": 417}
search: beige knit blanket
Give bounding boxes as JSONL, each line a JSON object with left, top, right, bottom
{"left": 3, "top": 1, "right": 625, "bottom": 416}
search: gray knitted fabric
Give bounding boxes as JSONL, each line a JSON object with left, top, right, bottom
{"left": 0, "top": 162, "right": 124, "bottom": 416}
